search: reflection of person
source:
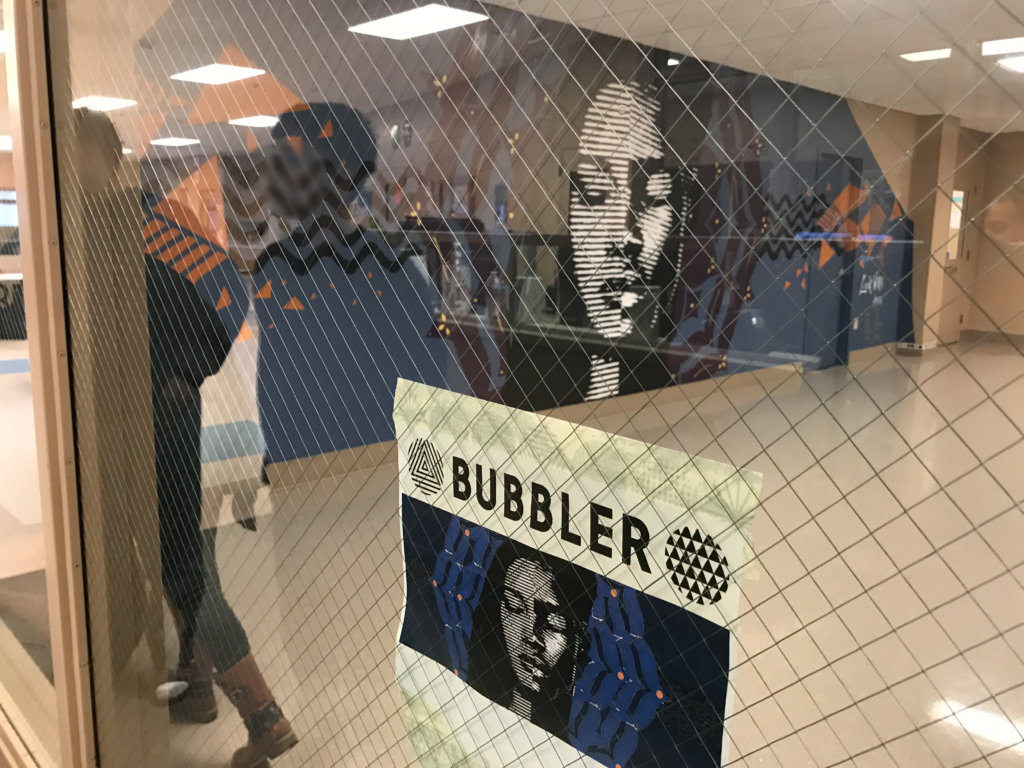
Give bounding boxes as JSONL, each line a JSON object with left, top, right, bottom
{"left": 568, "top": 81, "right": 674, "bottom": 399}
{"left": 74, "top": 110, "right": 298, "bottom": 768}
{"left": 252, "top": 104, "right": 466, "bottom": 465}
{"left": 467, "top": 539, "right": 595, "bottom": 739}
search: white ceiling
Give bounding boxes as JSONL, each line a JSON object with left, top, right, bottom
{"left": 69, "top": 0, "right": 1024, "bottom": 161}
{"left": 486, "top": 0, "right": 1024, "bottom": 133}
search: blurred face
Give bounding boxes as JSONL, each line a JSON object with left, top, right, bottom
{"left": 985, "top": 190, "right": 1024, "bottom": 245}
{"left": 501, "top": 559, "right": 571, "bottom": 695}
{"left": 265, "top": 141, "right": 332, "bottom": 220}
{"left": 569, "top": 81, "right": 672, "bottom": 339}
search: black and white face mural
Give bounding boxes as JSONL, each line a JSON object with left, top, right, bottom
{"left": 569, "top": 81, "right": 673, "bottom": 399}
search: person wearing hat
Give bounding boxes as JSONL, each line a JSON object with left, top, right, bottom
{"left": 251, "top": 102, "right": 467, "bottom": 467}
{"left": 74, "top": 108, "right": 298, "bottom": 768}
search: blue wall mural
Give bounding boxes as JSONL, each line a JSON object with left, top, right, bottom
{"left": 137, "top": 14, "right": 914, "bottom": 466}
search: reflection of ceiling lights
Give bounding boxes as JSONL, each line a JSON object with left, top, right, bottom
{"left": 0, "top": 136, "right": 11, "bottom": 152}
{"left": 122, "top": 147, "right": 133, "bottom": 155}
{"left": 170, "top": 64, "right": 264, "bottom": 85}
{"left": 229, "top": 115, "right": 279, "bottom": 128}
{"left": 998, "top": 55, "right": 1024, "bottom": 73}
{"left": 349, "top": 4, "right": 488, "bottom": 40}
{"left": 900, "top": 48, "right": 951, "bottom": 62}
{"left": 151, "top": 137, "right": 200, "bottom": 147}
{"left": 932, "top": 701, "right": 1024, "bottom": 753}
{"left": 982, "top": 37, "right": 1024, "bottom": 56}
{"left": 72, "top": 96, "right": 137, "bottom": 111}
{"left": 667, "top": 57, "right": 681, "bottom": 66}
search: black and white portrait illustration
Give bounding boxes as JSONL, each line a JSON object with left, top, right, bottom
{"left": 466, "top": 538, "right": 596, "bottom": 741}
{"left": 569, "top": 80, "right": 676, "bottom": 400}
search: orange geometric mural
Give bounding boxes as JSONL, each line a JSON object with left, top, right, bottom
{"left": 187, "top": 45, "right": 308, "bottom": 126}
{"left": 817, "top": 183, "right": 897, "bottom": 268}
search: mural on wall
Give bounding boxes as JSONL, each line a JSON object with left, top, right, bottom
{"left": 131, "top": 2, "right": 916, "bottom": 463}
{"left": 394, "top": 381, "right": 761, "bottom": 768}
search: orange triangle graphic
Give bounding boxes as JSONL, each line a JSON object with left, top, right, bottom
{"left": 283, "top": 296, "right": 305, "bottom": 311}
{"left": 255, "top": 280, "right": 272, "bottom": 299}
{"left": 892, "top": 201, "right": 903, "bottom": 219}
{"left": 187, "top": 44, "right": 308, "bottom": 125}
{"left": 319, "top": 119, "right": 333, "bottom": 139}
{"left": 820, "top": 241, "right": 836, "bottom": 268}
{"left": 246, "top": 129, "right": 259, "bottom": 153}
{"left": 236, "top": 320, "right": 253, "bottom": 343}
{"left": 216, "top": 287, "right": 231, "bottom": 310}
{"left": 158, "top": 156, "right": 226, "bottom": 249}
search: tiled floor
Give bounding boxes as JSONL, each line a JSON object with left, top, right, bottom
{"left": 165, "top": 338, "right": 1024, "bottom": 767}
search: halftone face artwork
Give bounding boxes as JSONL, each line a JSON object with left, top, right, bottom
{"left": 501, "top": 559, "right": 572, "bottom": 702}
{"left": 569, "top": 81, "right": 674, "bottom": 340}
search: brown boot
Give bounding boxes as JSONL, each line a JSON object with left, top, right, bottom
{"left": 169, "top": 641, "right": 218, "bottom": 724}
{"left": 216, "top": 654, "right": 298, "bottom": 768}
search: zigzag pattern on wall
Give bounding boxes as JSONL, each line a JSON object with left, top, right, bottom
{"left": 758, "top": 192, "right": 826, "bottom": 261}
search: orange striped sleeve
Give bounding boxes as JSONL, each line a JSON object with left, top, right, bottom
{"left": 143, "top": 219, "right": 165, "bottom": 240}
{"left": 158, "top": 236, "right": 197, "bottom": 264}
{"left": 172, "top": 245, "right": 212, "bottom": 273}
{"left": 186, "top": 251, "right": 227, "bottom": 283}
{"left": 146, "top": 229, "right": 178, "bottom": 255}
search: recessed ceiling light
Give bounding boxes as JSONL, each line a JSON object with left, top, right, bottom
{"left": 349, "top": 4, "right": 488, "bottom": 40}
{"left": 151, "top": 137, "right": 201, "bottom": 147}
{"left": 998, "top": 55, "right": 1024, "bottom": 72}
{"left": 982, "top": 37, "right": 1024, "bottom": 56}
{"left": 900, "top": 48, "right": 952, "bottom": 62}
{"left": 667, "top": 57, "right": 681, "bottom": 66}
{"left": 0, "top": 136, "right": 11, "bottom": 152}
{"left": 170, "top": 64, "right": 265, "bottom": 85}
{"left": 229, "top": 115, "right": 279, "bottom": 128}
{"left": 72, "top": 96, "right": 137, "bottom": 111}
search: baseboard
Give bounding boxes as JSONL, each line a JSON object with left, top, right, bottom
{"left": 959, "top": 329, "right": 1024, "bottom": 348}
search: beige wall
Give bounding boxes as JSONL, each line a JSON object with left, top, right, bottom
{"left": 964, "top": 132, "right": 1024, "bottom": 336}
{"left": 849, "top": 100, "right": 917, "bottom": 215}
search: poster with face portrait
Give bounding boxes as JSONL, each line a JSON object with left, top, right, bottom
{"left": 394, "top": 380, "right": 761, "bottom": 768}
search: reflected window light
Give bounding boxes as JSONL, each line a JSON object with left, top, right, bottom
{"left": 229, "top": 115, "right": 279, "bottom": 128}
{"left": 349, "top": 4, "right": 488, "bottom": 40}
{"left": 72, "top": 96, "right": 137, "bottom": 111}
{"left": 151, "top": 137, "right": 201, "bottom": 147}
{"left": 998, "top": 55, "right": 1024, "bottom": 73}
{"left": 900, "top": 48, "right": 952, "bottom": 62}
{"left": 0, "top": 191, "right": 18, "bottom": 228}
{"left": 982, "top": 37, "right": 1024, "bottom": 56}
{"left": 171, "top": 64, "right": 264, "bottom": 85}
{"left": 932, "top": 701, "right": 1024, "bottom": 752}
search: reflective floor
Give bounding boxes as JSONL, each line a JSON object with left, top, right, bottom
{"left": 169, "top": 338, "right": 1024, "bottom": 767}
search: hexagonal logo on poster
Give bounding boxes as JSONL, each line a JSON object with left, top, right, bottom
{"left": 408, "top": 438, "right": 444, "bottom": 496}
{"left": 665, "top": 527, "right": 729, "bottom": 605}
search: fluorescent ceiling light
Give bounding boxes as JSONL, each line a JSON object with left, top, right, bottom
{"left": 229, "top": 115, "right": 279, "bottom": 128}
{"left": 349, "top": 4, "right": 488, "bottom": 40}
{"left": 72, "top": 96, "right": 137, "bottom": 111}
{"left": 151, "top": 137, "right": 200, "bottom": 147}
{"left": 900, "top": 48, "right": 951, "bottom": 62}
{"left": 170, "top": 64, "right": 264, "bottom": 85}
{"left": 122, "top": 147, "right": 133, "bottom": 155}
{"left": 0, "top": 136, "right": 11, "bottom": 152}
{"left": 667, "top": 57, "right": 681, "bottom": 66}
{"left": 983, "top": 37, "right": 1024, "bottom": 56}
{"left": 998, "top": 55, "right": 1024, "bottom": 72}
